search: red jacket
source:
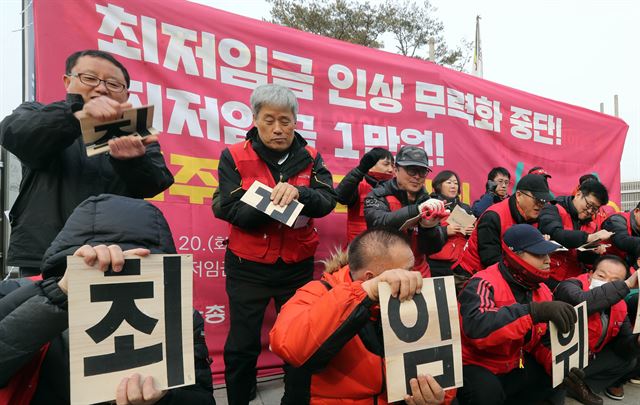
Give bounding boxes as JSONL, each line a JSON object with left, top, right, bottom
{"left": 270, "top": 266, "right": 388, "bottom": 404}
{"left": 550, "top": 205, "right": 596, "bottom": 282}
{"left": 346, "top": 180, "right": 374, "bottom": 242}
{"left": 459, "top": 263, "right": 551, "bottom": 375}
{"left": 576, "top": 273, "right": 627, "bottom": 353}
{"left": 429, "top": 221, "right": 467, "bottom": 263}
{"left": 453, "top": 199, "right": 521, "bottom": 275}
{"left": 227, "top": 140, "right": 319, "bottom": 264}
{"left": 386, "top": 195, "right": 430, "bottom": 277}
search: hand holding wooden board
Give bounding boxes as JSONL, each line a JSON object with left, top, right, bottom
{"left": 447, "top": 205, "right": 476, "bottom": 229}
{"left": 67, "top": 254, "right": 194, "bottom": 405}
{"left": 379, "top": 276, "right": 462, "bottom": 402}
{"left": 549, "top": 301, "right": 588, "bottom": 388}
{"left": 80, "top": 105, "right": 158, "bottom": 157}
{"left": 240, "top": 180, "right": 304, "bottom": 227}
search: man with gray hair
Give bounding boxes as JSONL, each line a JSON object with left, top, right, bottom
{"left": 215, "top": 84, "right": 336, "bottom": 405}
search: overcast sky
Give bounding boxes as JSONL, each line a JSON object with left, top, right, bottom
{"left": 2, "top": 0, "right": 638, "bottom": 181}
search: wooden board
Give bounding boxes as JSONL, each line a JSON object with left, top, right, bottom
{"left": 633, "top": 297, "right": 640, "bottom": 334}
{"left": 67, "top": 254, "right": 194, "bottom": 405}
{"left": 240, "top": 180, "right": 304, "bottom": 227}
{"left": 550, "top": 301, "right": 589, "bottom": 388}
{"left": 379, "top": 276, "right": 463, "bottom": 402}
{"left": 80, "top": 104, "right": 158, "bottom": 157}
{"left": 447, "top": 205, "right": 476, "bottom": 229}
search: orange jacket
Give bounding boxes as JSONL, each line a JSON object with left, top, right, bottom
{"left": 270, "top": 266, "right": 388, "bottom": 404}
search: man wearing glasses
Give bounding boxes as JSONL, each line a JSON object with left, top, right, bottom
{"left": 0, "top": 49, "right": 173, "bottom": 276}
{"left": 364, "top": 145, "right": 446, "bottom": 277}
{"left": 539, "top": 180, "right": 613, "bottom": 288}
{"left": 471, "top": 166, "right": 511, "bottom": 217}
{"left": 452, "top": 174, "right": 553, "bottom": 287}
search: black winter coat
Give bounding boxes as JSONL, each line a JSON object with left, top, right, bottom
{"left": 602, "top": 212, "right": 640, "bottom": 266}
{"left": 363, "top": 179, "right": 445, "bottom": 255}
{"left": 0, "top": 94, "right": 174, "bottom": 268}
{"left": 0, "top": 194, "right": 214, "bottom": 405}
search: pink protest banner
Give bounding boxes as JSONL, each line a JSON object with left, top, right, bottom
{"left": 32, "top": 0, "right": 627, "bottom": 381}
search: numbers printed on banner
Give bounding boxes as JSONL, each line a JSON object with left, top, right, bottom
{"left": 510, "top": 107, "right": 562, "bottom": 145}
{"left": 328, "top": 64, "right": 404, "bottom": 113}
{"left": 416, "top": 82, "right": 502, "bottom": 132}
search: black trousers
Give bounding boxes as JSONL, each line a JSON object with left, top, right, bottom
{"left": 223, "top": 257, "right": 312, "bottom": 405}
{"left": 457, "top": 354, "right": 558, "bottom": 405}
{"left": 583, "top": 344, "right": 636, "bottom": 393}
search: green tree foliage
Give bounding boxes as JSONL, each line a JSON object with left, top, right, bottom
{"left": 268, "top": 0, "right": 472, "bottom": 71}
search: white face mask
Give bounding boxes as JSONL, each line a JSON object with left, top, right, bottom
{"left": 589, "top": 278, "right": 607, "bottom": 290}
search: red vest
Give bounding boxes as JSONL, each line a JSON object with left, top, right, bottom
{"left": 605, "top": 212, "right": 633, "bottom": 260}
{"left": 594, "top": 205, "right": 616, "bottom": 230}
{"left": 461, "top": 263, "right": 551, "bottom": 374}
{"left": 346, "top": 180, "right": 373, "bottom": 242}
{"left": 227, "top": 140, "right": 319, "bottom": 264}
{"left": 575, "top": 273, "right": 627, "bottom": 353}
{"left": 0, "top": 344, "right": 49, "bottom": 405}
{"left": 385, "top": 195, "right": 430, "bottom": 277}
{"left": 550, "top": 205, "right": 596, "bottom": 282}
{"left": 454, "top": 198, "right": 522, "bottom": 274}
{"left": 429, "top": 217, "right": 467, "bottom": 263}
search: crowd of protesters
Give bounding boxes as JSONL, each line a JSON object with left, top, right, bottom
{"left": 1, "top": 49, "right": 640, "bottom": 405}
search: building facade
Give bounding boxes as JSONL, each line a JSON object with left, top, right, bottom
{"left": 621, "top": 180, "right": 640, "bottom": 211}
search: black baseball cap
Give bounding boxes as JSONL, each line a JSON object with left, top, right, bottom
{"left": 516, "top": 174, "right": 553, "bottom": 202}
{"left": 396, "top": 146, "right": 429, "bottom": 168}
{"left": 504, "top": 224, "right": 559, "bottom": 255}
{"left": 528, "top": 166, "right": 552, "bottom": 178}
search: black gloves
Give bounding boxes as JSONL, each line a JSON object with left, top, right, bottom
{"left": 357, "top": 147, "right": 389, "bottom": 173}
{"left": 529, "top": 301, "right": 577, "bottom": 334}
{"left": 485, "top": 180, "right": 498, "bottom": 194}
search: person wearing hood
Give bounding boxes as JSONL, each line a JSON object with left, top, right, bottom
{"left": 457, "top": 224, "right": 575, "bottom": 405}
{"left": 363, "top": 146, "right": 447, "bottom": 278}
{"left": 552, "top": 255, "right": 639, "bottom": 404}
{"left": 427, "top": 170, "right": 475, "bottom": 277}
{"left": 0, "top": 194, "right": 214, "bottom": 405}
{"left": 335, "top": 147, "right": 394, "bottom": 242}
{"left": 538, "top": 180, "right": 613, "bottom": 288}
{"left": 214, "top": 84, "right": 337, "bottom": 405}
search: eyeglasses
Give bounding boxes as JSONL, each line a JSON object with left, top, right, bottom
{"left": 495, "top": 179, "right": 510, "bottom": 186}
{"left": 66, "top": 73, "right": 127, "bottom": 93}
{"left": 520, "top": 191, "right": 546, "bottom": 207}
{"left": 582, "top": 195, "right": 601, "bottom": 213}
{"left": 402, "top": 166, "right": 431, "bottom": 178}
